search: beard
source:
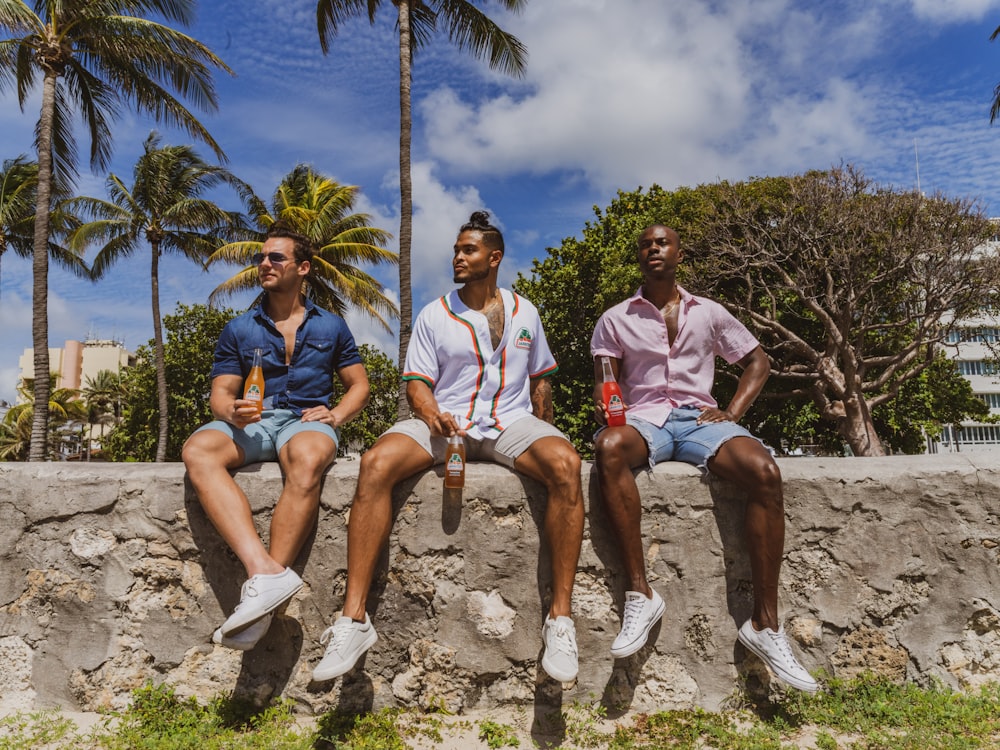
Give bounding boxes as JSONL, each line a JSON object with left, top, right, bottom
{"left": 453, "top": 265, "right": 490, "bottom": 284}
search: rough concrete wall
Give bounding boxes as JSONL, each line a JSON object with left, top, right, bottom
{"left": 1, "top": 455, "right": 998, "bottom": 717}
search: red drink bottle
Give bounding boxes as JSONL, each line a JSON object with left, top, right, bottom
{"left": 601, "top": 356, "right": 626, "bottom": 427}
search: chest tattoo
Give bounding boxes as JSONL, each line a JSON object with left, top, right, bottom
{"left": 486, "top": 304, "right": 505, "bottom": 350}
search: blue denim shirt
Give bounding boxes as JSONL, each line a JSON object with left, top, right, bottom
{"left": 211, "top": 297, "right": 362, "bottom": 415}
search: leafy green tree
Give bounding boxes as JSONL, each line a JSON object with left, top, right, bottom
{"left": 334, "top": 344, "right": 400, "bottom": 454}
{"left": 0, "top": 0, "right": 231, "bottom": 461}
{"left": 105, "top": 303, "right": 234, "bottom": 462}
{"left": 873, "top": 350, "right": 991, "bottom": 454}
{"left": 315, "top": 0, "right": 528, "bottom": 417}
{"left": 208, "top": 164, "right": 397, "bottom": 331}
{"left": 0, "top": 154, "right": 88, "bottom": 296}
{"left": 690, "top": 165, "right": 998, "bottom": 456}
{"left": 70, "top": 133, "right": 249, "bottom": 462}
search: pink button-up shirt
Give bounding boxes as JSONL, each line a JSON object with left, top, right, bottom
{"left": 590, "top": 286, "right": 760, "bottom": 428}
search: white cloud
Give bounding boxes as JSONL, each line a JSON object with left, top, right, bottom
{"left": 904, "top": 0, "right": 1000, "bottom": 23}
{"left": 419, "top": 0, "right": 893, "bottom": 193}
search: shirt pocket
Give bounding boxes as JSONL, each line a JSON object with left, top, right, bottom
{"left": 299, "top": 338, "right": 336, "bottom": 368}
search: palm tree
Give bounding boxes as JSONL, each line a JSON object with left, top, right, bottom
{"left": 315, "top": 0, "right": 528, "bottom": 416}
{"left": 208, "top": 164, "right": 398, "bottom": 330}
{"left": 81, "top": 368, "right": 124, "bottom": 459}
{"left": 0, "top": 0, "right": 231, "bottom": 461}
{"left": 3, "top": 375, "right": 87, "bottom": 460}
{"left": 0, "top": 154, "right": 88, "bottom": 298}
{"left": 68, "top": 132, "right": 249, "bottom": 462}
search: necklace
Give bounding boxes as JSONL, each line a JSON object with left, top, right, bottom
{"left": 660, "top": 296, "right": 680, "bottom": 317}
{"left": 482, "top": 290, "right": 503, "bottom": 313}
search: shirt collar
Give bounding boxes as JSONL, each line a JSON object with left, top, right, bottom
{"left": 252, "top": 295, "right": 316, "bottom": 324}
{"left": 626, "top": 284, "right": 694, "bottom": 309}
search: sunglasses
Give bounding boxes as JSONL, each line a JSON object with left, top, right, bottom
{"left": 252, "top": 251, "right": 295, "bottom": 266}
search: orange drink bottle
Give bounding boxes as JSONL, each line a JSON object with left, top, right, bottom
{"left": 601, "top": 356, "right": 626, "bottom": 427}
{"left": 444, "top": 431, "right": 466, "bottom": 489}
{"left": 243, "top": 348, "right": 265, "bottom": 415}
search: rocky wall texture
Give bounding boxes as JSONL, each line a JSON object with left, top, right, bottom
{"left": 1, "top": 455, "right": 998, "bottom": 717}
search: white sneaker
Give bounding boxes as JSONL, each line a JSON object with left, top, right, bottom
{"left": 541, "top": 615, "right": 578, "bottom": 682}
{"left": 611, "top": 589, "right": 665, "bottom": 658}
{"left": 311, "top": 614, "right": 379, "bottom": 682}
{"left": 212, "top": 613, "right": 273, "bottom": 651}
{"left": 737, "top": 619, "right": 819, "bottom": 692}
{"left": 220, "top": 568, "right": 303, "bottom": 636}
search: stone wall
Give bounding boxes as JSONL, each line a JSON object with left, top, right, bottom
{"left": 1, "top": 455, "right": 998, "bottom": 717}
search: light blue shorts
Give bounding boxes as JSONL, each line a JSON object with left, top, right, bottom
{"left": 195, "top": 408, "right": 338, "bottom": 465}
{"left": 385, "top": 415, "right": 569, "bottom": 469}
{"left": 616, "top": 405, "right": 765, "bottom": 473}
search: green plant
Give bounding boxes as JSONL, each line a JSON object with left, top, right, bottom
{"left": 0, "top": 710, "right": 80, "bottom": 750}
{"left": 478, "top": 718, "right": 520, "bottom": 748}
{"left": 314, "top": 708, "right": 406, "bottom": 750}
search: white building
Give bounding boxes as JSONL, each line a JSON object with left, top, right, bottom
{"left": 929, "top": 316, "right": 1000, "bottom": 453}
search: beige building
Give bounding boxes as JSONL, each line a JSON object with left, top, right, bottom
{"left": 17, "top": 338, "right": 135, "bottom": 402}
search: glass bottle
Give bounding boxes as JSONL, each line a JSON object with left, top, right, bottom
{"left": 444, "top": 432, "right": 466, "bottom": 489}
{"left": 601, "top": 356, "right": 626, "bottom": 427}
{"left": 243, "top": 348, "right": 265, "bottom": 415}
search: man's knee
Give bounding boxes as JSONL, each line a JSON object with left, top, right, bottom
{"left": 182, "top": 430, "right": 223, "bottom": 469}
{"left": 539, "top": 443, "right": 583, "bottom": 492}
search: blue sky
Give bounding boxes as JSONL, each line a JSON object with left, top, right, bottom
{"left": 3, "top": 0, "right": 1000, "bottom": 405}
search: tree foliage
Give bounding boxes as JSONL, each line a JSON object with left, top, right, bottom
{"left": 0, "top": 154, "right": 88, "bottom": 295}
{"left": 517, "top": 167, "right": 998, "bottom": 457}
{"left": 334, "top": 343, "right": 401, "bottom": 455}
{"left": 105, "top": 303, "right": 234, "bottom": 462}
{"left": 0, "top": 0, "right": 230, "bottom": 460}
{"left": 70, "top": 132, "right": 249, "bottom": 462}
{"left": 207, "top": 164, "right": 398, "bottom": 331}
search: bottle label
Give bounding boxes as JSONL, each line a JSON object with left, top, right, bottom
{"left": 608, "top": 393, "right": 624, "bottom": 415}
{"left": 446, "top": 452, "right": 464, "bottom": 475}
{"left": 245, "top": 384, "right": 262, "bottom": 402}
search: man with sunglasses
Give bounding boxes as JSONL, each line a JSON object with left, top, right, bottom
{"left": 183, "top": 223, "right": 370, "bottom": 651}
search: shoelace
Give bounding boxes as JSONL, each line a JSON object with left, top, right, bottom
{"left": 230, "top": 578, "right": 259, "bottom": 614}
{"left": 766, "top": 629, "right": 799, "bottom": 666}
{"left": 619, "top": 597, "right": 647, "bottom": 638}
{"left": 548, "top": 622, "right": 577, "bottom": 656}
{"left": 319, "top": 621, "right": 356, "bottom": 651}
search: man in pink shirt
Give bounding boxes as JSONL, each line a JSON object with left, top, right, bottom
{"left": 590, "top": 224, "right": 817, "bottom": 692}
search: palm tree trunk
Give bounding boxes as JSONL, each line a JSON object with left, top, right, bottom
{"left": 151, "top": 241, "right": 169, "bottom": 461}
{"left": 395, "top": 0, "right": 414, "bottom": 421}
{"left": 29, "top": 71, "right": 57, "bottom": 461}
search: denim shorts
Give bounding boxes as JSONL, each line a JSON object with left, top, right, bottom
{"left": 385, "top": 415, "right": 570, "bottom": 469}
{"left": 195, "top": 408, "right": 338, "bottom": 465}
{"left": 622, "top": 405, "right": 764, "bottom": 472}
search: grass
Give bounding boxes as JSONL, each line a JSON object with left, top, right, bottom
{"left": 0, "top": 675, "right": 998, "bottom": 749}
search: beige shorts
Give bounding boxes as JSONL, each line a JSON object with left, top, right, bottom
{"left": 384, "top": 415, "right": 570, "bottom": 469}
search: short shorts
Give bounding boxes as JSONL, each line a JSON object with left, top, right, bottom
{"left": 384, "top": 415, "right": 569, "bottom": 469}
{"left": 194, "top": 408, "right": 338, "bottom": 465}
{"left": 606, "top": 405, "right": 766, "bottom": 472}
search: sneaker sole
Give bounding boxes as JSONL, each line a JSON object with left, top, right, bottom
{"left": 311, "top": 627, "right": 378, "bottom": 682}
{"left": 737, "top": 630, "right": 819, "bottom": 693}
{"left": 221, "top": 579, "right": 303, "bottom": 636}
{"left": 540, "top": 653, "right": 578, "bottom": 683}
{"left": 610, "top": 597, "right": 666, "bottom": 658}
{"left": 213, "top": 614, "right": 273, "bottom": 651}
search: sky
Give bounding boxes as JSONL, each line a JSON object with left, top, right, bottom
{"left": 3, "top": 0, "right": 1000, "bottom": 405}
